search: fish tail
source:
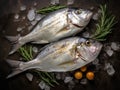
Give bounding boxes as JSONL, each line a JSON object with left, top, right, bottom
{"left": 5, "top": 34, "right": 23, "bottom": 55}
{"left": 6, "top": 59, "right": 25, "bottom": 79}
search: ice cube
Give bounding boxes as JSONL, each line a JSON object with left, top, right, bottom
{"left": 80, "top": 78, "right": 87, "bottom": 85}
{"left": 50, "top": 0, "right": 59, "bottom": 5}
{"left": 31, "top": 20, "right": 37, "bottom": 26}
{"left": 35, "top": 14, "right": 44, "bottom": 21}
{"left": 92, "top": 58, "right": 99, "bottom": 65}
{"left": 106, "top": 49, "right": 114, "bottom": 56}
{"left": 20, "top": 5, "right": 26, "bottom": 11}
{"left": 14, "top": 14, "right": 19, "bottom": 19}
{"left": 92, "top": 13, "right": 99, "bottom": 20}
{"left": 38, "top": 81, "right": 46, "bottom": 89}
{"left": 32, "top": 46, "right": 38, "bottom": 53}
{"left": 56, "top": 73, "right": 61, "bottom": 80}
{"left": 104, "top": 63, "right": 115, "bottom": 76}
{"left": 34, "top": 2, "right": 37, "bottom": 6}
{"left": 44, "top": 85, "right": 50, "bottom": 90}
{"left": 27, "top": 9, "right": 36, "bottom": 21}
{"left": 22, "top": 16, "right": 26, "bottom": 20}
{"left": 67, "top": 0, "right": 74, "bottom": 5}
{"left": 64, "top": 76, "right": 73, "bottom": 83}
{"left": 111, "top": 42, "right": 119, "bottom": 51}
{"left": 17, "top": 27, "right": 23, "bottom": 32}
{"left": 26, "top": 73, "right": 33, "bottom": 81}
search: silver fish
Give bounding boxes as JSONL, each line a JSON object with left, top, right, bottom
{"left": 6, "top": 37, "right": 102, "bottom": 78}
{"left": 7, "top": 8, "right": 93, "bottom": 54}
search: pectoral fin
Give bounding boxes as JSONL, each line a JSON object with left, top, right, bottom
{"left": 58, "top": 60, "right": 75, "bottom": 66}
{"left": 31, "top": 40, "right": 49, "bottom": 44}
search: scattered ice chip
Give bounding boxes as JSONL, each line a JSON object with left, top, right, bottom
{"left": 26, "top": 73, "right": 33, "bottom": 81}
{"left": 38, "top": 81, "right": 46, "bottom": 89}
{"left": 67, "top": 0, "right": 74, "bottom": 5}
{"left": 44, "top": 85, "right": 50, "bottom": 90}
{"left": 17, "top": 27, "right": 23, "bottom": 32}
{"left": 27, "top": 9, "right": 36, "bottom": 21}
{"left": 50, "top": 0, "right": 59, "bottom": 5}
{"left": 56, "top": 73, "right": 61, "bottom": 80}
{"left": 92, "top": 58, "right": 99, "bottom": 65}
{"left": 35, "top": 14, "right": 44, "bottom": 21}
{"left": 34, "top": 2, "right": 37, "bottom": 6}
{"left": 20, "top": 5, "right": 26, "bottom": 11}
{"left": 80, "top": 78, "right": 87, "bottom": 85}
{"left": 82, "top": 31, "right": 90, "bottom": 38}
{"left": 33, "top": 46, "right": 38, "bottom": 53}
{"left": 104, "top": 63, "right": 115, "bottom": 76}
{"left": 111, "top": 42, "right": 119, "bottom": 51}
{"left": 31, "top": 20, "right": 37, "bottom": 26}
{"left": 22, "top": 16, "right": 26, "bottom": 20}
{"left": 64, "top": 76, "right": 73, "bottom": 83}
{"left": 92, "top": 13, "right": 99, "bottom": 20}
{"left": 106, "top": 49, "right": 113, "bottom": 56}
{"left": 14, "top": 14, "right": 19, "bottom": 19}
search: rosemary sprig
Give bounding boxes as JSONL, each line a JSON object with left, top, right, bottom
{"left": 18, "top": 45, "right": 33, "bottom": 61}
{"left": 36, "top": 5, "right": 66, "bottom": 14}
{"left": 18, "top": 45, "right": 59, "bottom": 87}
{"left": 92, "top": 4, "right": 116, "bottom": 41}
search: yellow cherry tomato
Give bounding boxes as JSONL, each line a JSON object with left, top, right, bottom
{"left": 80, "top": 66, "right": 87, "bottom": 72}
{"left": 74, "top": 71, "right": 83, "bottom": 79}
{"left": 86, "top": 71, "right": 95, "bottom": 80}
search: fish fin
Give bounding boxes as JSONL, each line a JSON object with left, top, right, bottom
{"left": 31, "top": 40, "right": 49, "bottom": 44}
{"left": 58, "top": 60, "right": 75, "bottom": 66}
{"left": 6, "top": 59, "right": 24, "bottom": 78}
{"left": 5, "top": 35, "right": 23, "bottom": 55}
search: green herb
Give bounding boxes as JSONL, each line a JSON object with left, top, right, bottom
{"left": 92, "top": 4, "right": 116, "bottom": 41}
{"left": 19, "top": 45, "right": 33, "bottom": 61}
{"left": 18, "top": 45, "right": 59, "bottom": 87}
{"left": 36, "top": 5, "right": 66, "bottom": 14}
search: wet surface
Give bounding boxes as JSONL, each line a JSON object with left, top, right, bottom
{"left": 0, "top": 0, "right": 120, "bottom": 90}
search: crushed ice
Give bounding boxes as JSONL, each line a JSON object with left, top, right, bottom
{"left": 105, "top": 46, "right": 114, "bottom": 56}
{"left": 27, "top": 8, "right": 36, "bottom": 21}
{"left": 44, "top": 85, "right": 50, "bottom": 90}
{"left": 67, "top": 0, "right": 74, "bottom": 5}
{"left": 35, "top": 14, "right": 44, "bottom": 21}
{"left": 31, "top": 20, "right": 37, "bottom": 26}
{"left": 32, "top": 46, "right": 38, "bottom": 53}
{"left": 38, "top": 81, "right": 46, "bottom": 89}
{"left": 26, "top": 73, "right": 33, "bottom": 81}
{"left": 20, "top": 5, "right": 26, "bottom": 11}
{"left": 50, "top": 0, "right": 59, "bottom": 5}
{"left": 80, "top": 78, "right": 87, "bottom": 85}
{"left": 64, "top": 76, "right": 73, "bottom": 83}
{"left": 14, "top": 14, "right": 19, "bottom": 19}
{"left": 104, "top": 63, "right": 115, "bottom": 76}
{"left": 111, "top": 42, "right": 120, "bottom": 51}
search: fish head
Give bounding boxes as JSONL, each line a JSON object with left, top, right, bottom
{"left": 76, "top": 38, "right": 102, "bottom": 61}
{"left": 69, "top": 9, "right": 93, "bottom": 27}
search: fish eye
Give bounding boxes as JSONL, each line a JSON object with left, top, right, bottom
{"left": 75, "top": 10, "right": 81, "bottom": 14}
{"left": 85, "top": 40, "right": 91, "bottom": 46}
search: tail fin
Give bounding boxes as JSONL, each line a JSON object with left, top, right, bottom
{"left": 6, "top": 59, "right": 25, "bottom": 79}
{"left": 5, "top": 35, "right": 23, "bottom": 55}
